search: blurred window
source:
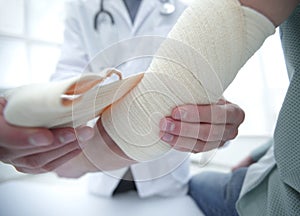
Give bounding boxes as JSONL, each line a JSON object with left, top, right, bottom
{"left": 0, "top": 0, "right": 65, "bottom": 89}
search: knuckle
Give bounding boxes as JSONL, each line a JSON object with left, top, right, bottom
{"left": 214, "top": 110, "right": 227, "bottom": 123}
{"left": 230, "top": 129, "right": 239, "bottom": 140}
{"left": 225, "top": 104, "right": 245, "bottom": 124}
{"left": 234, "top": 105, "right": 245, "bottom": 124}
{"left": 239, "top": 109, "right": 246, "bottom": 124}
{"left": 226, "top": 105, "right": 236, "bottom": 119}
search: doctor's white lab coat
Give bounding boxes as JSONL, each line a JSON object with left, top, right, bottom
{"left": 52, "top": 0, "right": 191, "bottom": 198}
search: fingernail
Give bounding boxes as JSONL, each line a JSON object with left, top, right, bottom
{"left": 162, "top": 133, "right": 174, "bottom": 142}
{"left": 161, "top": 119, "right": 175, "bottom": 132}
{"left": 29, "top": 134, "right": 52, "bottom": 146}
{"left": 173, "top": 109, "right": 187, "bottom": 120}
{"left": 77, "top": 127, "right": 94, "bottom": 142}
{"left": 59, "top": 132, "right": 76, "bottom": 144}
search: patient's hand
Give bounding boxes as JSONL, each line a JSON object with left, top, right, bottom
{"left": 54, "top": 118, "right": 136, "bottom": 178}
{"left": 0, "top": 97, "right": 94, "bottom": 174}
{"left": 160, "top": 99, "right": 245, "bottom": 153}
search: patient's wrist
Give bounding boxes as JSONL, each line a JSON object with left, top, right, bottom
{"left": 96, "top": 119, "right": 136, "bottom": 162}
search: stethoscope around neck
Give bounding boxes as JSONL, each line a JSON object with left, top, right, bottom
{"left": 94, "top": 0, "right": 176, "bottom": 31}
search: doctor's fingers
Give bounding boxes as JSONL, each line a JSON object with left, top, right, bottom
{"left": 0, "top": 136, "right": 82, "bottom": 163}
{"left": 0, "top": 98, "right": 90, "bottom": 149}
{"left": 160, "top": 132, "right": 226, "bottom": 153}
{"left": 172, "top": 102, "right": 245, "bottom": 125}
{"left": 0, "top": 98, "right": 54, "bottom": 148}
{"left": 9, "top": 141, "right": 82, "bottom": 173}
{"left": 160, "top": 118, "right": 238, "bottom": 142}
{"left": 20, "top": 126, "right": 94, "bottom": 149}
{"left": 15, "top": 149, "right": 82, "bottom": 175}
{"left": 0, "top": 117, "right": 54, "bottom": 149}
{"left": 0, "top": 118, "right": 80, "bottom": 149}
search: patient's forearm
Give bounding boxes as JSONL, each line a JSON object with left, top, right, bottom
{"left": 55, "top": 119, "right": 136, "bottom": 177}
{"left": 102, "top": 0, "right": 277, "bottom": 161}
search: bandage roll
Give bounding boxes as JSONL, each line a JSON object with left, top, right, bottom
{"left": 102, "top": 0, "right": 275, "bottom": 161}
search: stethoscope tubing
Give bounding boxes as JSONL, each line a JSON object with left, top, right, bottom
{"left": 93, "top": 0, "right": 175, "bottom": 31}
{"left": 94, "top": 0, "right": 115, "bottom": 30}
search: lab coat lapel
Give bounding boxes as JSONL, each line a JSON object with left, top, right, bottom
{"left": 109, "top": 0, "right": 133, "bottom": 28}
{"left": 133, "top": 0, "right": 157, "bottom": 33}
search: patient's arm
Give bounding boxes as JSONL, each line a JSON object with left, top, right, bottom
{"left": 3, "top": 0, "right": 298, "bottom": 166}
{"left": 54, "top": 99, "right": 244, "bottom": 177}
{"left": 102, "top": 0, "right": 296, "bottom": 161}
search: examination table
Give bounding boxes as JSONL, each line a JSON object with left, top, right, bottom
{"left": 0, "top": 181, "right": 204, "bottom": 216}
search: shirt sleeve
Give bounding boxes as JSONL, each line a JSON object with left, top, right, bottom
{"left": 250, "top": 139, "right": 273, "bottom": 162}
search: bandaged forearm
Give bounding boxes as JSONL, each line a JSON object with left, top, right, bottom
{"left": 3, "top": 70, "right": 144, "bottom": 128}
{"left": 101, "top": 0, "right": 275, "bottom": 161}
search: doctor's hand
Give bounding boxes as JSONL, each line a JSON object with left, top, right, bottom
{"left": 54, "top": 118, "right": 136, "bottom": 178}
{"left": 159, "top": 99, "right": 245, "bottom": 153}
{"left": 0, "top": 97, "right": 94, "bottom": 174}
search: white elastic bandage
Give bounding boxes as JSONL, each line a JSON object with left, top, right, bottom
{"left": 4, "top": 70, "right": 143, "bottom": 128}
{"left": 101, "top": 0, "right": 275, "bottom": 161}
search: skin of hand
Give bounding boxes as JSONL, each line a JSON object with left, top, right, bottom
{"left": 231, "top": 155, "right": 255, "bottom": 172}
{"left": 159, "top": 99, "right": 245, "bottom": 153}
{"left": 54, "top": 117, "right": 137, "bottom": 178}
{"left": 55, "top": 100, "right": 244, "bottom": 178}
{"left": 0, "top": 97, "right": 94, "bottom": 174}
{"left": 55, "top": 0, "right": 300, "bottom": 177}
